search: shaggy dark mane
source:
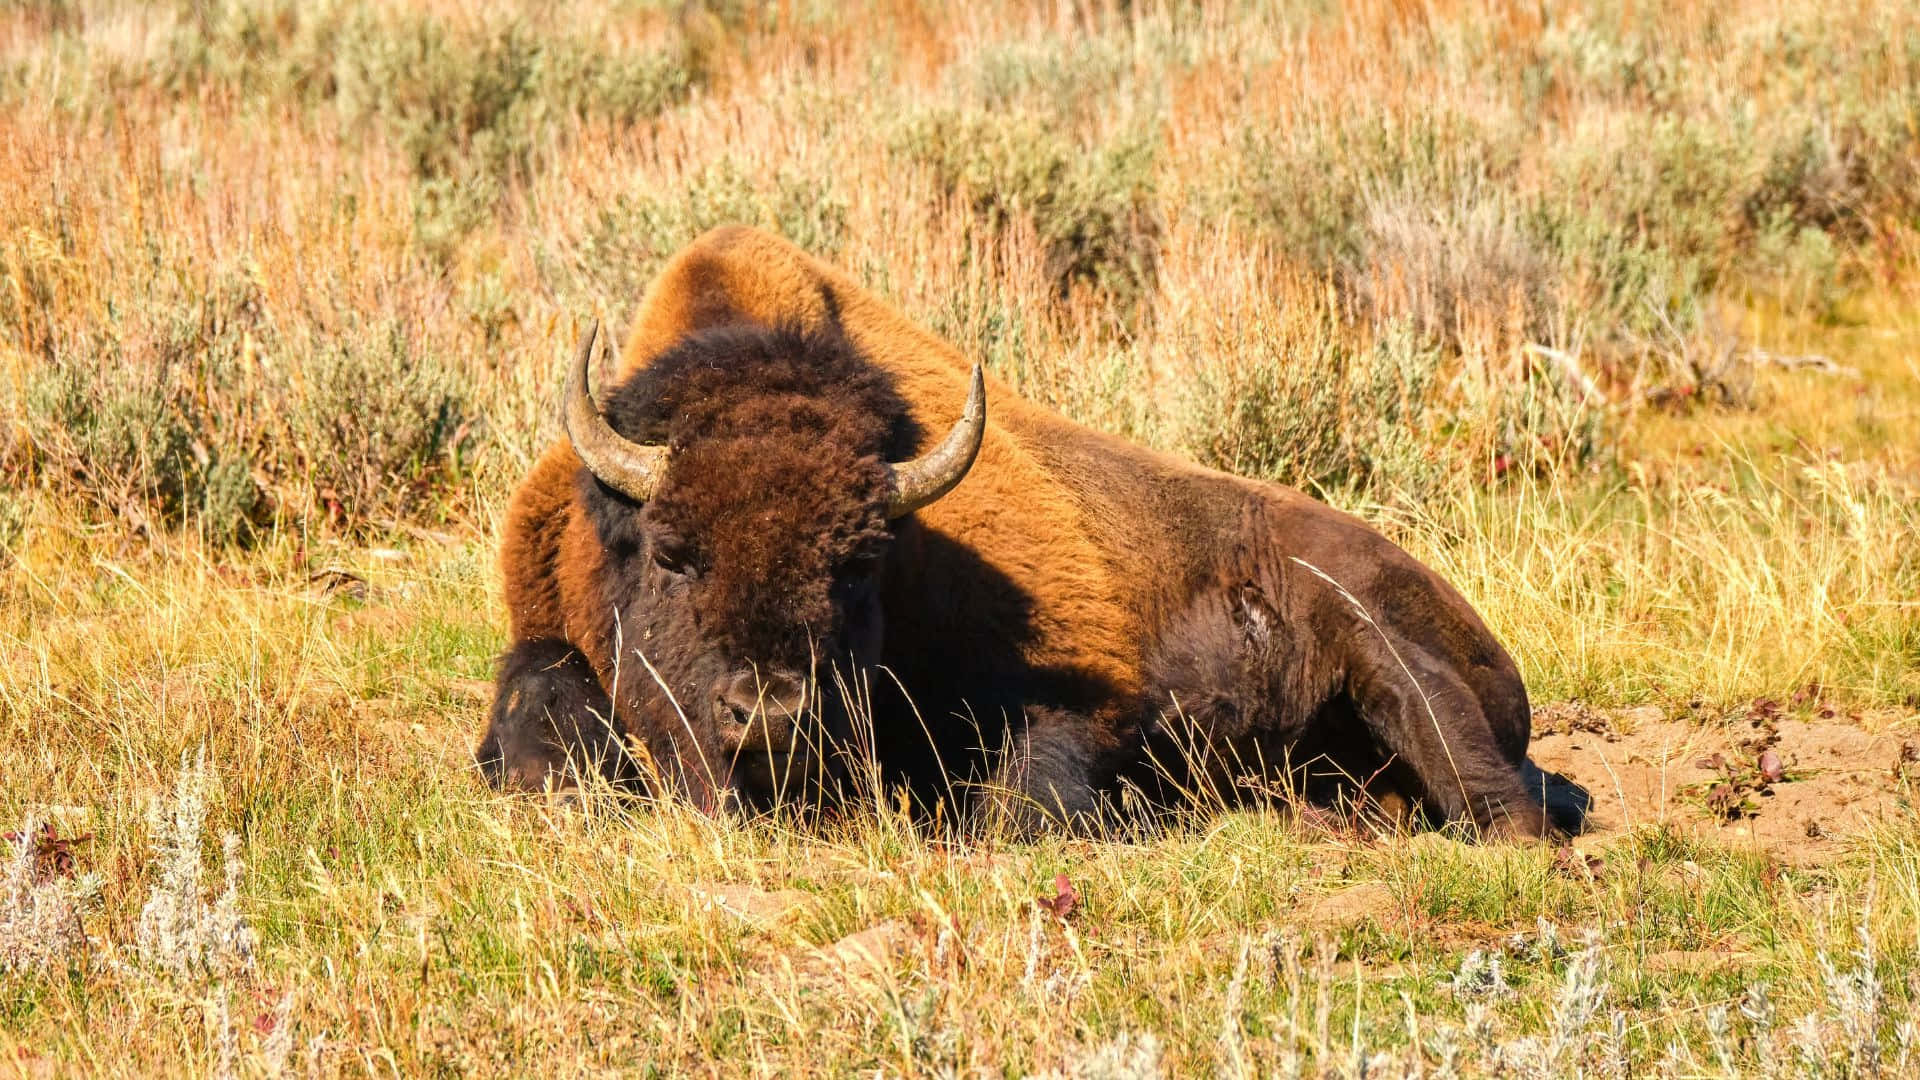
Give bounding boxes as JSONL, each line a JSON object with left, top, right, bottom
{"left": 581, "top": 324, "right": 920, "bottom": 665}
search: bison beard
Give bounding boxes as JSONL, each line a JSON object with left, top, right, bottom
{"left": 478, "top": 227, "right": 1561, "bottom": 840}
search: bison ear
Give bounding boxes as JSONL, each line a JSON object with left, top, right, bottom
{"left": 1230, "top": 581, "right": 1276, "bottom": 648}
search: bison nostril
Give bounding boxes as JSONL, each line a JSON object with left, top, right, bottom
{"left": 719, "top": 672, "right": 804, "bottom": 712}
{"left": 712, "top": 670, "right": 806, "bottom": 753}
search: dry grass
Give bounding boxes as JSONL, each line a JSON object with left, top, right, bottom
{"left": 2, "top": 0, "right": 1919, "bottom": 1074}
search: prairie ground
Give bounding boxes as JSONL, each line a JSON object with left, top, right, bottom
{"left": 3, "top": 0, "right": 1919, "bottom": 1075}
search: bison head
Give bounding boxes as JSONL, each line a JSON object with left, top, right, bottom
{"left": 566, "top": 321, "right": 984, "bottom": 810}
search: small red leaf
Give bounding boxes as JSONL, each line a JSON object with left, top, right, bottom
{"left": 1705, "top": 783, "right": 1744, "bottom": 820}
{"left": 1758, "top": 749, "right": 1786, "bottom": 784}
{"left": 3, "top": 822, "right": 90, "bottom": 880}
{"left": 1552, "top": 846, "right": 1603, "bottom": 880}
{"left": 1035, "top": 873, "right": 1079, "bottom": 920}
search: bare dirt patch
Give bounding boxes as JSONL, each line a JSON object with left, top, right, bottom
{"left": 788, "top": 920, "right": 918, "bottom": 988}
{"left": 812, "top": 920, "right": 911, "bottom": 969}
{"left": 1295, "top": 882, "right": 1400, "bottom": 928}
{"left": 688, "top": 883, "right": 819, "bottom": 927}
{"left": 1528, "top": 703, "right": 1919, "bottom": 864}
{"left": 1641, "top": 948, "right": 1755, "bottom": 975}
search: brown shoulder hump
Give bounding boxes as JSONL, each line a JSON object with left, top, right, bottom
{"left": 618, "top": 226, "right": 842, "bottom": 371}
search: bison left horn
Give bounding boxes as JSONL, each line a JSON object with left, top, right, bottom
{"left": 564, "top": 320, "right": 669, "bottom": 502}
{"left": 885, "top": 364, "right": 986, "bottom": 518}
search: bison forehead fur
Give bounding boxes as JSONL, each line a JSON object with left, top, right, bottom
{"left": 580, "top": 323, "right": 918, "bottom": 665}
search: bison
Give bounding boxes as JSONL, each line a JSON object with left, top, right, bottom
{"left": 476, "top": 225, "right": 1558, "bottom": 839}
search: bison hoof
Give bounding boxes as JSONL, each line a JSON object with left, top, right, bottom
{"left": 1479, "top": 801, "right": 1557, "bottom": 843}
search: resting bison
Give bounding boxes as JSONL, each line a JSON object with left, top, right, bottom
{"left": 476, "top": 226, "right": 1553, "bottom": 839}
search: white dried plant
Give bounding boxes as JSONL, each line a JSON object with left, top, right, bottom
{"left": 1462, "top": 1003, "right": 1498, "bottom": 1065}
{"left": 1450, "top": 948, "right": 1512, "bottom": 1000}
{"left": 133, "top": 747, "right": 256, "bottom": 978}
{"left": 260, "top": 990, "right": 297, "bottom": 1077}
{"left": 1425, "top": 932, "right": 1623, "bottom": 1079}
{"left": 1741, "top": 982, "right": 1778, "bottom": 1074}
{"left": 1216, "top": 936, "right": 1252, "bottom": 1077}
{"left": 1704, "top": 1005, "right": 1736, "bottom": 1073}
{"left": 1429, "top": 1021, "right": 1467, "bottom": 1080}
{"left": 1820, "top": 906, "right": 1885, "bottom": 1079}
{"left": 1784, "top": 902, "right": 1889, "bottom": 1077}
{"left": 1595, "top": 1010, "right": 1631, "bottom": 1080}
{"left": 1789, "top": 1011, "right": 1830, "bottom": 1076}
{"left": 1, "top": 812, "right": 100, "bottom": 974}
{"left": 212, "top": 987, "right": 239, "bottom": 1080}
{"left": 1657, "top": 1035, "right": 1696, "bottom": 1077}
{"left": 1541, "top": 936, "right": 1609, "bottom": 1068}
{"left": 1029, "top": 1030, "right": 1165, "bottom": 1080}
{"left": 1893, "top": 1018, "right": 1917, "bottom": 1077}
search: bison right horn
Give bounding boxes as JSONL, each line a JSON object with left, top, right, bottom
{"left": 564, "top": 320, "right": 669, "bottom": 503}
{"left": 885, "top": 364, "right": 986, "bottom": 518}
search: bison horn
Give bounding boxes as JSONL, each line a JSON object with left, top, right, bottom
{"left": 885, "top": 364, "right": 987, "bottom": 518}
{"left": 564, "top": 320, "right": 669, "bottom": 502}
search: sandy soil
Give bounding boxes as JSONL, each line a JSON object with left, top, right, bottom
{"left": 1528, "top": 701, "right": 1920, "bottom": 865}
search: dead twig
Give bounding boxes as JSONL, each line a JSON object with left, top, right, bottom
{"left": 1747, "top": 349, "right": 1860, "bottom": 378}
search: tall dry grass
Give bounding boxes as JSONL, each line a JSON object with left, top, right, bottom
{"left": 5, "top": 0, "right": 1917, "bottom": 531}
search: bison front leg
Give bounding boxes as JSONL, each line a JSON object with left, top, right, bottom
{"left": 477, "top": 639, "right": 635, "bottom": 793}
{"left": 967, "top": 708, "right": 1107, "bottom": 837}
{"left": 1348, "top": 643, "right": 1551, "bottom": 841}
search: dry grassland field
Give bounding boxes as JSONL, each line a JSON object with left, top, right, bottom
{"left": 3, "top": 0, "right": 1920, "bottom": 1075}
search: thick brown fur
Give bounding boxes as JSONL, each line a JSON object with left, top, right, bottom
{"left": 599, "top": 324, "right": 909, "bottom": 665}
{"left": 490, "top": 324, "right": 919, "bottom": 808}
{"left": 485, "top": 225, "right": 1554, "bottom": 838}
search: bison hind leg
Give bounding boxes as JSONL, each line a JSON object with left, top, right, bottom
{"left": 1343, "top": 643, "right": 1554, "bottom": 842}
{"left": 478, "top": 639, "right": 636, "bottom": 793}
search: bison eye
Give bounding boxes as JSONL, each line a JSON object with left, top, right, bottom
{"left": 651, "top": 539, "right": 697, "bottom": 578}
